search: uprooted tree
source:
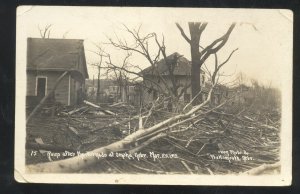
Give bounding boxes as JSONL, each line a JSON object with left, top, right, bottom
{"left": 176, "top": 22, "right": 236, "bottom": 105}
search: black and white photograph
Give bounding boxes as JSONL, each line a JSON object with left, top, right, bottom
{"left": 15, "top": 6, "right": 292, "bottom": 185}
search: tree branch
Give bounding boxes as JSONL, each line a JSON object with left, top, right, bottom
{"left": 200, "top": 23, "right": 236, "bottom": 64}
{"left": 176, "top": 23, "right": 191, "bottom": 43}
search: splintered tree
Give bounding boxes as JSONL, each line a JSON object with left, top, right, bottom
{"left": 176, "top": 22, "right": 236, "bottom": 104}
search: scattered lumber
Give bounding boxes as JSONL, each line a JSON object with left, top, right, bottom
{"left": 67, "top": 106, "right": 87, "bottom": 115}
{"left": 83, "top": 100, "right": 115, "bottom": 115}
{"left": 26, "top": 93, "right": 214, "bottom": 172}
{"left": 109, "top": 102, "right": 125, "bottom": 107}
{"left": 25, "top": 88, "right": 281, "bottom": 175}
{"left": 68, "top": 126, "right": 79, "bottom": 136}
{"left": 181, "top": 161, "right": 194, "bottom": 174}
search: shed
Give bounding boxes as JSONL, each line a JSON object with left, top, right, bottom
{"left": 26, "top": 38, "right": 89, "bottom": 106}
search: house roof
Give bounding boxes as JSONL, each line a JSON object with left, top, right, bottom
{"left": 27, "top": 38, "right": 89, "bottom": 78}
{"left": 141, "top": 52, "right": 204, "bottom": 76}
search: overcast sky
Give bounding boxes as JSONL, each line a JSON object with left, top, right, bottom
{"left": 17, "top": 6, "right": 293, "bottom": 89}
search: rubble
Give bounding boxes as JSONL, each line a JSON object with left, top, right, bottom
{"left": 25, "top": 99, "right": 280, "bottom": 175}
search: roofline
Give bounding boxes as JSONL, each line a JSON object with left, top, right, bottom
{"left": 27, "top": 38, "right": 89, "bottom": 79}
{"left": 27, "top": 68, "right": 87, "bottom": 79}
{"left": 142, "top": 73, "right": 192, "bottom": 76}
{"left": 27, "top": 37, "right": 84, "bottom": 42}
{"left": 140, "top": 67, "right": 205, "bottom": 75}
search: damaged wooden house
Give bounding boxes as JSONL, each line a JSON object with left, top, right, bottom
{"left": 26, "top": 38, "right": 89, "bottom": 107}
{"left": 140, "top": 52, "right": 225, "bottom": 104}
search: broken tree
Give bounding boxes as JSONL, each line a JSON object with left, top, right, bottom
{"left": 176, "top": 22, "right": 236, "bottom": 104}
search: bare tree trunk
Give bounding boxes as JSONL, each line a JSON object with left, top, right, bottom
{"left": 189, "top": 23, "right": 202, "bottom": 104}
{"left": 176, "top": 22, "right": 235, "bottom": 105}
{"left": 191, "top": 58, "right": 201, "bottom": 103}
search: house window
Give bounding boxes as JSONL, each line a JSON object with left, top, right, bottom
{"left": 36, "top": 77, "right": 47, "bottom": 97}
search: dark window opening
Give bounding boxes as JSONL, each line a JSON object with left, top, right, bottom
{"left": 37, "top": 77, "right": 46, "bottom": 97}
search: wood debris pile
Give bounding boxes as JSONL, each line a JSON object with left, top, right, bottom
{"left": 26, "top": 100, "right": 280, "bottom": 175}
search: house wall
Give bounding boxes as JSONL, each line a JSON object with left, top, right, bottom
{"left": 141, "top": 71, "right": 209, "bottom": 105}
{"left": 27, "top": 70, "right": 84, "bottom": 105}
{"left": 142, "top": 75, "right": 193, "bottom": 103}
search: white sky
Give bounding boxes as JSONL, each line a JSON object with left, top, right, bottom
{"left": 17, "top": 6, "right": 293, "bottom": 88}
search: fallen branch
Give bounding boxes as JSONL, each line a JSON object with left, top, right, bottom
{"left": 182, "top": 88, "right": 203, "bottom": 112}
{"left": 129, "top": 133, "right": 167, "bottom": 154}
{"left": 91, "top": 107, "right": 165, "bottom": 132}
{"left": 181, "top": 161, "right": 194, "bottom": 174}
{"left": 109, "top": 102, "right": 125, "bottom": 107}
{"left": 143, "top": 96, "right": 160, "bottom": 127}
{"left": 83, "top": 100, "right": 115, "bottom": 115}
{"left": 68, "top": 126, "right": 79, "bottom": 136}
{"left": 26, "top": 90, "right": 212, "bottom": 172}
{"left": 67, "top": 106, "right": 87, "bottom": 115}
{"left": 243, "top": 162, "right": 280, "bottom": 175}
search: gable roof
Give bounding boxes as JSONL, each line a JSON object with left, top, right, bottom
{"left": 27, "top": 38, "right": 89, "bottom": 78}
{"left": 141, "top": 52, "right": 204, "bottom": 76}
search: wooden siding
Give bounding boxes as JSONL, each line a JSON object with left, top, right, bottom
{"left": 27, "top": 70, "right": 85, "bottom": 106}
{"left": 27, "top": 71, "right": 70, "bottom": 105}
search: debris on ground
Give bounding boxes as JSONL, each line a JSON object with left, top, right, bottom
{"left": 26, "top": 100, "right": 280, "bottom": 175}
